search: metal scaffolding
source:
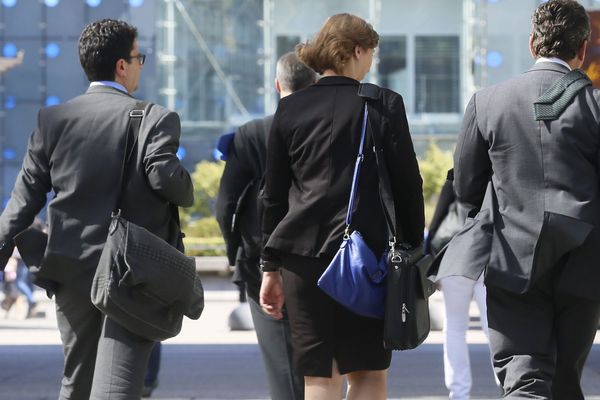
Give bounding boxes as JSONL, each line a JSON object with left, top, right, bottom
{"left": 462, "top": 0, "right": 488, "bottom": 109}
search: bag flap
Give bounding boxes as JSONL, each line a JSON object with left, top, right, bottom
{"left": 113, "top": 216, "right": 204, "bottom": 319}
{"left": 392, "top": 244, "right": 436, "bottom": 298}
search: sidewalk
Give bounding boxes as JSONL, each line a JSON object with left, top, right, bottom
{"left": 0, "top": 273, "right": 598, "bottom": 399}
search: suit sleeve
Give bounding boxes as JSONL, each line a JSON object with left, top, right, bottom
{"left": 260, "top": 104, "right": 291, "bottom": 268}
{"left": 385, "top": 95, "right": 425, "bottom": 247}
{"left": 143, "top": 110, "right": 194, "bottom": 207}
{"left": 0, "top": 111, "right": 52, "bottom": 269}
{"left": 453, "top": 94, "right": 491, "bottom": 212}
{"left": 215, "top": 129, "right": 254, "bottom": 265}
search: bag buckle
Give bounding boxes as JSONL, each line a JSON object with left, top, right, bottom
{"left": 343, "top": 226, "right": 351, "bottom": 240}
{"left": 388, "top": 236, "right": 397, "bottom": 250}
{"left": 109, "top": 209, "right": 122, "bottom": 234}
{"left": 129, "top": 109, "right": 145, "bottom": 118}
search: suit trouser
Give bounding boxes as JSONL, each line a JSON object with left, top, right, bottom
{"left": 248, "top": 297, "right": 304, "bottom": 400}
{"left": 486, "top": 268, "right": 600, "bottom": 399}
{"left": 54, "top": 282, "right": 154, "bottom": 400}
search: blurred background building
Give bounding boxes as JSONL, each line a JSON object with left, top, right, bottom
{"left": 1, "top": 0, "right": 600, "bottom": 206}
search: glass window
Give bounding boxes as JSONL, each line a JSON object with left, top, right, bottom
{"left": 276, "top": 35, "right": 300, "bottom": 60}
{"left": 377, "top": 36, "right": 407, "bottom": 97}
{"left": 414, "top": 36, "right": 460, "bottom": 113}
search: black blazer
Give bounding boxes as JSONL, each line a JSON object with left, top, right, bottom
{"left": 0, "top": 85, "right": 193, "bottom": 292}
{"left": 216, "top": 115, "right": 273, "bottom": 302}
{"left": 261, "top": 76, "right": 424, "bottom": 267}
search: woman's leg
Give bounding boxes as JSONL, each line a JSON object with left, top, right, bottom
{"left": 472, "top": 275, "right": 488, "bottom": 338}
{"left": 440, "top": 275, "right": 475, "bottom": 400}
{"left": 346, "top": 369, "right": 387, "bottom": 400}
{"left": 304, "top": 359, "right": 344, "bottom": 400}
{"left": 472, "top": 276, "right": 501, "bottom": 387}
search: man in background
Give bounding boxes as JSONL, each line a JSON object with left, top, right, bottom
{"left": 216, "top": 51, "right": 316, "bottom": 400}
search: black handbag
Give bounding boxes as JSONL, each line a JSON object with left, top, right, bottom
{"left": 359, "top": 83, "right": 436, "bottom": 350}
{"left": 90, "top": 103, "right": 204, "bottom": 341}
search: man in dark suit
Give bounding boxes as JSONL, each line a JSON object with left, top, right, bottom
{"left": 216, "top": 51, "right": 315, "bottom": 400}
{"left": 438, "top": 1, "right": 600, "bottom": 398}
{"left": 0, "top": 19, "right": 193, "bottom": 399}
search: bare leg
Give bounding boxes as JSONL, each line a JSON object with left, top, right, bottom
{"left": 346, "top": 369, "right": 387, "bottom": 400}
{"left": 304, "top": 359, "right": 344, "bottom": 400}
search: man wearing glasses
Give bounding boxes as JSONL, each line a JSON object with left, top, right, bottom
{"left": 0, "top": 19, "right": 193, "bottom": 399}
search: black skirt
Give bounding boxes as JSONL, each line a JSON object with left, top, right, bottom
{"left": 281, "top": 253, "right": 392, "bottom": 377}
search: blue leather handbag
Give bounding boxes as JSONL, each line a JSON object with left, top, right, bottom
{"left": 317, "top": 103, "right": 388, "bottom": 319}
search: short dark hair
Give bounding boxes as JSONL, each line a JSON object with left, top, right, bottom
{"left": 531, "top": 0, "right": 590, "bottom": 61}
{"left": 78, "top": 19, "right": 138, "bottom": 82}
{"left": 276, "top": 52, "right": 316, "bottom": 93}
{"left": 296, "top": 13, "right": 379, "bottom": 74}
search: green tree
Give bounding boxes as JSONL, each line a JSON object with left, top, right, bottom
{"left": 180, "top": 160, "right": 226, "bottom": 256}
{"left": 418, "top": 140, "right": 454, "bottom": 224}
{"left": 418, "top": 140, "right": 454, "bottom": 202}
{"left": 180, "top": 160, "right": 225, "bottom": 231}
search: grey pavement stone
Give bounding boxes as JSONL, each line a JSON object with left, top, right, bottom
{"left": 0, "top": 274, "right": 597, "bottom": 399}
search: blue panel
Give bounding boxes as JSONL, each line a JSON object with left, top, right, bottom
{"left": 85, "top": 0, "right": 101, "bottom": 7}
{"left": 4, "top": 1, "right": 42, "bottom": 36}
{"left": 4, "top": 103, "right": 39, "bottom": 162}
{"left": 3, "top": 40, "right": 42, "bottom": 98}
{"left": 85, "top": 1, "right": 127, "bottom": 21}
{"left": 46, "top": 39, "right": 87, "bottom": 103}
{"left": 4, "top": 96, "right": 16, "bottom": 109}
{"left": 46, "top": 0, "right": 85, "bottom": 36}
{"left": 45, "top": 43, "right": 60, "bottom": 58}
{"left": 2, "top": 43, "right": 17, "bottom": 57}
{"left": 487, "top": 51, "right": 504, "bottom": 68}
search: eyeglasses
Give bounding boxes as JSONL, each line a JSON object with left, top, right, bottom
{"left": 127, "top": 53, "right": 146, "bottom": 66}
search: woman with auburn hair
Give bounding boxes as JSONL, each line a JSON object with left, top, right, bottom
{"left": 259, "top": 13, "right": 424, "bottom": 400}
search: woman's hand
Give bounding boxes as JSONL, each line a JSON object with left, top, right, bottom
{"left": 260, "top": 271, "right": 284, "bottom": 320}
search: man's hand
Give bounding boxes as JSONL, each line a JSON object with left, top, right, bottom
{"left": 260, "top": 271, "right": 284, "bottom": 320}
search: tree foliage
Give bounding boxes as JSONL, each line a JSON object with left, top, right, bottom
{"left": 180, "top": 160, "right": 224, "bottom": 231}
{"left": 418, "top": 140, "right": 454, "bottom": 202}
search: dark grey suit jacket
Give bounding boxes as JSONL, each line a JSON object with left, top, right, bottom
{"left": 0, "top": 85, "right": 193, "bottom": 293}
{"left": 439, "top": 62, "right": 600, "bottom": 300}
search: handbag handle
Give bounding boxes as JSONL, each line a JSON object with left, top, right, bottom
{"left": 357, "top": 83, "right": 405, "bottom": 248}
{"left": 343, "top": 103, "right": 370, "bottom": 237}
{"left": 113, "top": 102, "right": 146, "bottom": 215}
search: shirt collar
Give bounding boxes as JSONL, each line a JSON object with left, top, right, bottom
{"left": 535, "top": 57, "right": 571, "bottom": 71}
{"left": 90, "top": 81, "right": 129, "bottom": 94}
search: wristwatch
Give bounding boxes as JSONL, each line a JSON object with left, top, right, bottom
{"left": 259, "top": 260, "right": 281, "bottom": 272}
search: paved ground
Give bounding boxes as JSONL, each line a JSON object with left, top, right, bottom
{"left": 0, "top": 274, "right": 598, "bottom": 399}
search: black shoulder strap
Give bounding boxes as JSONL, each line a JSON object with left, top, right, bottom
{"left": 357, "top": 83, "right": 404, "bottom": 246}
{"left": 533, "top": 69, "right": 592, "bottom": 121}
{"left": 114, "top": 101, "right": 146, "bottom": 214}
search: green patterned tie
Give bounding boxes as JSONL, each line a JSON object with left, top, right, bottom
{"left": 533, "top": 69, "right": 592, "bottom": 121}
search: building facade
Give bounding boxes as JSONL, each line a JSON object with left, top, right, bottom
{"left": 1, "top": 0, "right": 600, "bottom": 205}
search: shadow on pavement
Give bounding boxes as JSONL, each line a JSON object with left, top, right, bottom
{"left": 0, "top": 343, "right": 598, "bottom": 399}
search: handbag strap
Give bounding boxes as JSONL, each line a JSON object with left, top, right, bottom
{"left": 357, "top": 83, "right": 404, "bottom": 247}
{"left": 113, "top": 101, "right": 146, "bottom": 214}
{"left": 343, "top": 102, "right": 370, "bottom": 237}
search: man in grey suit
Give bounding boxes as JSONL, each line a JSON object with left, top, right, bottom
{"left": 0, "top": 19, "right": 193, "bottom": 399}
{"left": 438, "top": 1, "right": 600, "bottom": 398}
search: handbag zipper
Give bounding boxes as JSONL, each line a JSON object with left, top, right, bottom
{"left": 402, "top": 303, "right": 409, "bottom": 322}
